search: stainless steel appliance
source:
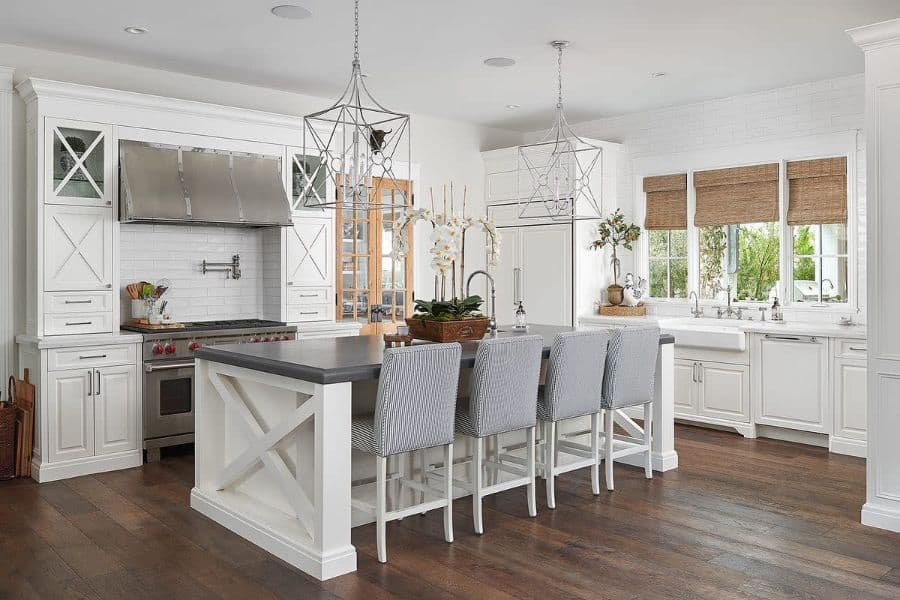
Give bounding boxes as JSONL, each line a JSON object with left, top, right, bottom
{"left": 121, "top": 319, "right": 297, "bottom": 461}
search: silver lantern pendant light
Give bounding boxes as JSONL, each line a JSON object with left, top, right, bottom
{"left": 302, "top": 0, "right": 410, "bottom": 211}
{"left": 517, "top": 41, "right": 603, "bottom": 221}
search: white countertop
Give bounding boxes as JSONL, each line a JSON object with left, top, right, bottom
{"left": 16, "top": 332, "right": 144, "bottom": 349}
{"left": 579, "top": 314, "right": 866, "bottom": 339}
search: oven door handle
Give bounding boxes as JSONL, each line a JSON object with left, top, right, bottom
{"left": 145, "top": 361, "right": 195, "bottom": 373}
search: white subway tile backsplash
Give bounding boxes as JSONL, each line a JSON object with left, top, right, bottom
{"left": 119, "top": 223, "right": 283, "bottom": 323}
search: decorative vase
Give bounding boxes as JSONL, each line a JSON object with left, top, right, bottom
{"left": 607, "top": 284, "right": 625, "bottom": 306}
{"left": 406, "top": 317, "right": 491, "bottom": 342}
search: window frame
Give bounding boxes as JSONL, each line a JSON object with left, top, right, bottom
{"left": 647, "top": 229, "right": 688, "bottom": 299}
{"left": 789, "top": 223, "right": 850, "bottom": 305}
{"left": 634, "top": 134, "right": 858, "bottom": 313}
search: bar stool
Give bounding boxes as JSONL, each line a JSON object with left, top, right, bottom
{"left": 454, "top": 335, "right": 543, "bottom": 534}
{"left": 537, "top": 329, "right": 611, "bottom": 508}
{"left": 350, "top": 342, "right": 462, "bottom": 563}
{"left": 601, "top": 325, "right": 660, "bottom": 491}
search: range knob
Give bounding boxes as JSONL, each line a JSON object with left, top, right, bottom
{"left": 189, "top": 342, "right": 201, "bottom": 352}
{"left": 152, "top": 344, "right": 164, "bottom": 355}
{"left": 164, "top": 344, "right": 177, "bottom": 354}
{"left": 250, "top": 337, "right": 260, "bottom": 343}
{"left": 263, "top": 337, "right": 271, "bottom": 342}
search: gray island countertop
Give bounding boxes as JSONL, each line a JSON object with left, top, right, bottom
{"left": 195, "top": 324, "right": 675, "bottom": 384}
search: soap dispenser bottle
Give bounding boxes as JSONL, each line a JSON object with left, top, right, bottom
{"left": 771, "top": 297, "right": 783, "bottom": 322}
{"left": 514, "top": 301, "right": 528, "bottom": 330}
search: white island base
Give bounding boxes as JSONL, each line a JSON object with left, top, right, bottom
{"left": 190, "top": 329, "right": 676, "bottom": 580}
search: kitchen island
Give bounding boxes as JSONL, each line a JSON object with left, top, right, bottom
{"left": 191, "top": 325, "right": 676, "bottom": 580}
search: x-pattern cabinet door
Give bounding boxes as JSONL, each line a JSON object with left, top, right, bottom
{"left": 45, "top": 205, "right": 114, "bottom": 291}
{"left": 286, "top": 217, "right": 332, "bottom": 286}
{"left": 45, "top": 119, "right": 113, "bottom": 207}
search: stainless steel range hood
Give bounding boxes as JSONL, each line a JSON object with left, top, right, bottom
{"left": 120, "top": 140, "right": 293, "bottom": 227}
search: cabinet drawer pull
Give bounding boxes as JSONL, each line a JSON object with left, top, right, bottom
{"left": 299, "top": 311, "right": 319, "bottom": 315}
{"left": 65, "top": 321, "right": 93, "bottom": 326}
{"left": 849, "top": 346, "right": 866, "bottom": 352}
{"left": 299, "top": 294, "right": 319, "bottom": 298}
{"left": 79, "top": 354, "right": 107, "bottom": 360}
{"left": 764, "top": 334, "right": 818, "bottom": 343}
{"left": 64, "top": 300, "right": 93, "bottom": 305}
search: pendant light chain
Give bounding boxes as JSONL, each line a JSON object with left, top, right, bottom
{"left": 353, "top": 0, "right": 360, "bottom": 64}
{"left": 556, "top": 42, "right": 564, "bottom": 110}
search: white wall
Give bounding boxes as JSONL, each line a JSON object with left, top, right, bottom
{"left": 531, "top": 74, "right": 866, "bottom": 319}
{"left": 1, "top": 42, "right": 521, "bottom": 336}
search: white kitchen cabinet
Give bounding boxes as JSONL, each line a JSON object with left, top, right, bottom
{"left": 488, "top": 209, "right": 573, "bottom": 327}
{"left": 44, "top": 119, "right": 113, "bottom": 208}
{"left": 286, "top": 217, "right": 332, "bottom": 287}
{"left": 674, "top": 358, "right": 749, "bottom": 423}
{"left": 18, "top": 336, "right": 142, "bottom": 482}
{"left": 44, "top": 204, "right": 114, "bottom": 292}
{"left": 674, "top": 359, "right": 699, "bottom": 415}
{"left": 287, "top": 149, "right": 328, "bottom": 213}
{"left": 47, "top": 369, "right": 95, "bottom": 462}
{"left": 830, "top": 339, "right": 867, "bottom": 456}
{"left": 95, "top": 364, "right": 139, "bottom": 455}
{"left": 753, "top": 333, "right": 830, "bottom": 434}
{"left": 699, "top": 361, "right": 750, "bottom": 422}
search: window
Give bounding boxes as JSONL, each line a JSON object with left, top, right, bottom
{"left": 792, "top": 224, "right": 848, "bottom": 303}
{"left": 698, "top": 223, "right": 780, "bottom": 301}
{"left": 642, "top": 156, "right": 852, "bottom": 308}
{"left": 336, "top": 177, "right": 413, "bottom": 334}
{"left": 648, "top": 230, "right": 688, "bottom": 298}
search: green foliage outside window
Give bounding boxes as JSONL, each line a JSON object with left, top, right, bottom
{"left": 698, "top": 223, "right": 781, "bottom": 301}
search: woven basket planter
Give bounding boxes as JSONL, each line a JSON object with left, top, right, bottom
{"left": 406, "top": 317, "right": 490, "bottom": 343}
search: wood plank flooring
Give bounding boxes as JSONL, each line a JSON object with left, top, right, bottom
{"left": 1, "top": 425, "right": 898, "bottom": 599}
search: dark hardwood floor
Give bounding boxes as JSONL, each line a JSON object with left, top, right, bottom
{"left": 1, "top": 425, "right": 899, "bottom": 599}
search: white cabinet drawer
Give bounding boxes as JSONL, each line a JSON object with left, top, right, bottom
{"left": 48, "top": 344, "right": 136, "bottom": 371}
{"left": 44, "top": 292, "right": 112, "bottom": 314}
{"left": 287, "top": 304, "right": 330, "bottom": 322}
{"left": 835, "top": 339, "right": 867, "bottom": 359}
{"left": 287, "top": 287, "right": 330, "bottom": 305}
{"left": 44, "top": 312, "right": 114, "bottom": 336}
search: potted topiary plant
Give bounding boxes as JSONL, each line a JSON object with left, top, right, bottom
{"left": 406, "top": 295, "right": 491, "bottom": 342}
{"left": 590, "top": 209, "right": 641, "bottom": 306}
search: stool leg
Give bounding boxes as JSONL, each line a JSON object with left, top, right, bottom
{"left": 545, "top": 421, "right": 556, "bottom": 509}
{"left": 605, "top": 409, "right": 615, "bottom": 491}
{"left": 591, "top": 412, "right": 600, "bottom": 495}
{"left": 527, "top": 426, "right": 537, "bottom": 517}
{"left": 444, "top": 442, "right": 454, "bottom": 543}
{"left": 376, "top": 455, "right": 387, "bottom": 563}
{"left": 643, "top": 402, "right": 653, "bottom": 479}
{"left": 473, "top": 436, "right": 484, "bottom": 535}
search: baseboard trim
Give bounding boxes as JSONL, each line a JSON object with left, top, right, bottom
{"left": 191, "top": 487, "right": 357, "bottom": 581}
{"left": 861, "top": 501, "right": 900, "bottom": 533}
{"left": 828, "top": 436, "right": 867, "bottom": 458}
{"left": 32, "top": 450, "right": 142, "bottom": 482}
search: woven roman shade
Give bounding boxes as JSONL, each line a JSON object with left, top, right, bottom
{"left": 786, "top": 157, "right": 847, "bottom": 226}
{"left": 643, "top": 174, "right": 687, "bottom": 230}
{"left": 693, "top": 163, "right": 779, "bottom": 226}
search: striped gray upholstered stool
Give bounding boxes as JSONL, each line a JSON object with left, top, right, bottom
{"left": 350, "top": 342, "right": 462, "bottom": 563}
{"left": 453, "top": 335, "right": 543, "bottom": 534}
{"left": 601, "top": 325, "right": 660, "bottom": 491}
{"left": 536, "top": 329, "right": 611, "bottom": 508}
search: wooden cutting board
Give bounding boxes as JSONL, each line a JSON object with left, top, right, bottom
{"left": 13, "top": 369, "right": 35, "bottom": 478}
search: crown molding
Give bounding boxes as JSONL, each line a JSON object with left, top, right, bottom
{"left": 847, "top": 18, "right": 900, "bottom": 51}
{"left": 14, "top": 77, "right": 304, "bottom": 130}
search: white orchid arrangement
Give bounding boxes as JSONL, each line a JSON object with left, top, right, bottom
{"left": 391, "top": 186, "right": 502, "bottom": 300}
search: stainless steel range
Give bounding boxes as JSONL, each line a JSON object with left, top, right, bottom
{"left": 121, "top": 319, "right": 297, "bottom": 461}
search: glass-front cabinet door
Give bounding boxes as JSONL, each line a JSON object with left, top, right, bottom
{"left": 45, "top": 119, "right": 113, "bottom": 207}
{"left": 288, "top": 148, "right": 329, "bottom": 213}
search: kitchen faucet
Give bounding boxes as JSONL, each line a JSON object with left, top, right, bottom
{"left": 689, "top": 291, "right": 703, "bottom": 318}
{"left": 465, "top": 270, "right": 498, "bottom": 333}
{"left": 714, "top": 284, "right": 743, "bottom": 320}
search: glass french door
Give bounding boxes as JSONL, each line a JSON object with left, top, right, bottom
{"left": 336, "top": 177, "right": 413, "bottom": 334}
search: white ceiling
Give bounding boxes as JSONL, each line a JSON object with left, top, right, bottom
{"left": 2, "top": 1, "right": 897, "bottom": 131}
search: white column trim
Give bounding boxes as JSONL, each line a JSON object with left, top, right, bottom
{"left": 0, "top": 66, "right": 14, "bottom": 390}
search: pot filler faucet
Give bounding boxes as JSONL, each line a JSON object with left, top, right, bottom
{"left": 465, "top": 270, "right": 498, "bottom": 334}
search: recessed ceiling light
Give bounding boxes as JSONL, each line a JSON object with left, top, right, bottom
{"left": 271, "top": 4, "right": 312, "bottom": 19}
{"left": 123, "top": 26, "right": 148, "bottom": 35}
{"left": 506, "top": 104, "right": 520, "bottom": 110}
{"left": 651, "top": 71, "right": 667, "bottom": 78}
{"left": 484, "top": 57, "right": 516, "bottom": 68}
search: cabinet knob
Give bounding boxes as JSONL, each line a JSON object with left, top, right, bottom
{"left": 105, "top": 283, "right": 112, "bottom": 289}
